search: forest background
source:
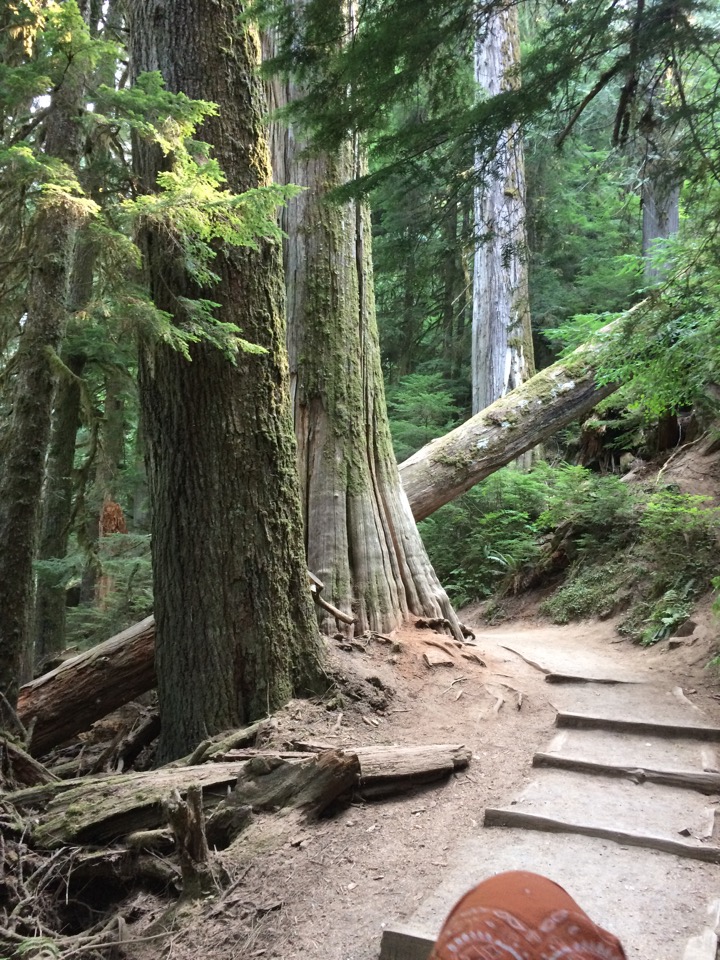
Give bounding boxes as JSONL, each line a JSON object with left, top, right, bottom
{"left": 1, "top": 0, "right": 720, "bottom": 760}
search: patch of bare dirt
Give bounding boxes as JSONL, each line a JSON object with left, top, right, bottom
{"left": 127, "top": 599, "right": 720, "bottom": 960}
{"left": 623, "top": 432, "right": 720, "bottom": 503}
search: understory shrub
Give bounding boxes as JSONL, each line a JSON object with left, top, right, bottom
{"left": 420, "top": 462, "right": 637, "bottom": 607}
{"left": 421, "top": 462, "right": 720, "bottom": 642}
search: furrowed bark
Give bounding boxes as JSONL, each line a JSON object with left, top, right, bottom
{"left": 0, "top": 0, "right": 93, "bottom": 705}
{"left": 472, "top": 2, "right": 534, "bottom": 414}
{"left": 267, "top": 2, "right": 461, "bottom": 640}
{"left": 127, "top": 0, "right": 325, "bottom": 763}
{"left": 34, "top": 352, "right": 86, "bottom": 666}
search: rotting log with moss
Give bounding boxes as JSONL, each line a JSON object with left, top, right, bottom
{"left": 8, "top": 742, "right": 470, "bottom": 848}
{"left": 400, "top": 303, "right": 647, "bottom": 521}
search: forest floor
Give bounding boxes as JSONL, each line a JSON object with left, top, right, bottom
{"left": 128, "top": 592, "right": 720, "bottom": 960}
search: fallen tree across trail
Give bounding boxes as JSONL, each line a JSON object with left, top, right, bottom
{"left": 399, "top": 303, "right": 646, "bottom": 521}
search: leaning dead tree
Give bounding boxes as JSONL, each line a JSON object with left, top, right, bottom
{"left": 400, "top": 305, "right": 646, "bottom": 521}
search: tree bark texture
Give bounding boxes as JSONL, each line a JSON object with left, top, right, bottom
{"left": 472, "top": 3, "right": 534, "bottom": 414}
{"left": 127, "top": 0, "right": 325, "bottom": 763}
{"left": 34, "top": 228, "right": 97, "bottom": 665}
{"left": 641, "top": 165, "right": 680, "bottom": 283}
{"left": 266, "top": 4, "right": 461, "bottom": 640}
{"left": 399, "top": 308, "right": 646, "bottom": 520}
{"left": 33, "top": 353, "right": 86, "bottom": 667}
{"left": 0, "top": 0, "right": 92, "bottom": 706}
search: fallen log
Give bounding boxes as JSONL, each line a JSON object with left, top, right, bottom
{"left": 214, "top": 742, "right": 472, "bottom": 799}
{"left": 12, "top": 750, "right": 359, "bottom": 849}
{"left": 18, "top": 616, "right": 156, "bottom": 756}
{"left": 400, "top": 303, "right": 646, "bottom": 521}
{"left": 0, "top": 737, "right": 59, "bottom": 788}
{"left": 353, "top": 743, "right": 471, "bottom": 798}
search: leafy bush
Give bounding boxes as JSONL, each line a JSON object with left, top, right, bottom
{"left": 419, "top": 467, "right": 547, "bottom": 606}
{"left": 420, "top": 462, "right": 635, "bottom": 607}
{"left": 535, "top": 463, "right": 637, "bottom": 555}
{"left": 545, "top": 489, "right": 719, "bottom": 642}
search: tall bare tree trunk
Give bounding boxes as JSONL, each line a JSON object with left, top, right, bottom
{"left": 33, "top": 352, "right": 86, "bottom": 668}
{"left": 472, "top": 3, "right": 534, "bottom": 414}
{"left": 34, "top": 231, "right": 95, "bottom": 667}
{"left": 641, "top": 115, "right": 680, "bottom": 284}
{"left": 266, "top": 3, "right": 461, "bottom": 639}
{"left": 127, "top": 0, "right": 325, "bottom": 763}
{"left": 0, "top": 1, "right": 92, "bottom": 708}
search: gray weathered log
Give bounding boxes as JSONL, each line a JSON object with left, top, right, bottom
{"left": 353, "top": 743, "right": 471, "bottom": 798}
{"left": 400, "top": 303, "right": 647, "bottom": 521}
{"left": 215, "top": 742, "right": 471, "bottom": 799}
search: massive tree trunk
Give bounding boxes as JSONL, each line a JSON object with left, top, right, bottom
{"left": 472, "top": 3, "right": 534, "bottom": 414}
{"left": 266, "top": 4, "right": 461, "bottom": 640}
{"left": 0, "top": 1, "right": 92, "bottom": 708}
{"left": 399, "top": 304, "right": 650, "bottom": 520}
{"left": 127, "top": 0, "right": 325, "bottom": 763}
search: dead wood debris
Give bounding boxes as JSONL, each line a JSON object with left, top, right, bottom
{"left": 1, "top": 705, "right": 472, "bottom": 960}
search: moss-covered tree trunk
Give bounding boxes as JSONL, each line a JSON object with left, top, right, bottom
{"left": 267, "top": 9, "right": 461, "bottom": 640}
{"left": 0, "top": 2, "right": 92, "bottom": 707}
{"left": 472, "top": 3, "right": 534, "bottom": 414}
{"left": 127, "top": 0, "right": 324, "bottom": 763}
{"left": 398, "top": 304, "right": 654, "bottom": 520}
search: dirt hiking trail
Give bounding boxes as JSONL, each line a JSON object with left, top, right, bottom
{"left": 143, "top": 605, "right": 720, "bottom": 960}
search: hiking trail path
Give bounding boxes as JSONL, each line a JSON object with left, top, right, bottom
{"left": 380, "top": 625, "right": 720, "bottom": 960}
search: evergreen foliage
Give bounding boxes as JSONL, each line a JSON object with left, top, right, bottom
{"left": 386, "top": 373, "right": 462, "bottom": 461}
{"left": 0, "top": 1, "right": 303, "bottom": 674}
{"left": 256, "top": 0, "right": 720, "bottom": 195}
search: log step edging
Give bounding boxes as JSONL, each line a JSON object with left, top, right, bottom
{"left": 483, "top": 807, "right": 720, "bottom": 863}
{"left": 532, "top": 752, "right": 720, "bottom": 794}
{"left": 555, "top": 711, "right": 720, "bottom": 741}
